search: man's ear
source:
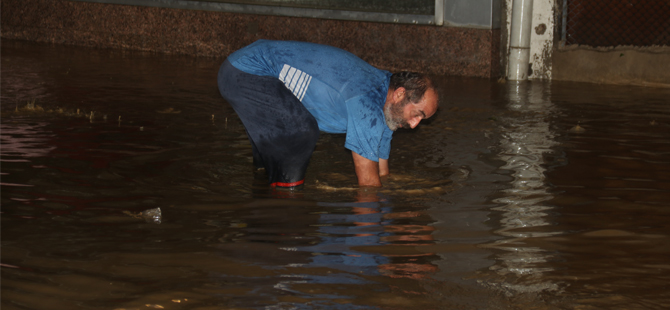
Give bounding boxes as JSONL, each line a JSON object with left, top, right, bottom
{"left": 394, "top": 87, "right": 406, "bottom": 102}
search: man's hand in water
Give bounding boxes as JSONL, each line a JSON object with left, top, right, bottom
{"left": 352, "top": 152, "right": 389, "bottom": 187}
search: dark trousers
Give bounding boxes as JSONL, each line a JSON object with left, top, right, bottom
{"left": 217, "top": 60, "right": 319, "bottom": 187}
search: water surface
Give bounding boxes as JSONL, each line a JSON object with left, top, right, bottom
{"left": 2, "top": 39, "right": 670, "bottom": 309}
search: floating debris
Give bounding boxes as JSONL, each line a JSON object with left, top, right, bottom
{"left": 141, "top": 208, "right": 162, "bottom": 224}
{"left": 13, "top": 99, "right": 46, "bottom": 112}
{"left": 122, "top": 207, "right": 162, "bottom": 224}
{"left": 650, "top": 120, "right": 658, "bottom": 126}
{"left": 569, "top": 124, "right": 586, "bottom": 133}
{"left": 156, "top": 107, "right": 181, "bottom": 114}
{"left": 315, "top": 174, "right": 451, "bottom": 195}
{"left": 5, "top": 100, "right": 101, "bottom": 118}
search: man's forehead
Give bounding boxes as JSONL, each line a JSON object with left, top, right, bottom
{"left": 421, "top": 88, "right": 439, "bottom": 117}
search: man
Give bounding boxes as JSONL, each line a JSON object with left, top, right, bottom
{"left": 218, "top": 40, "right": 438, "bottom": 190}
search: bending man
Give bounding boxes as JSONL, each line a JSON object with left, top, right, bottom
{"left": 217, "top": 40, "right": 438, "bottom": 190}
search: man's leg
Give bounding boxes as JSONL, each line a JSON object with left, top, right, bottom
{"left": 245, "top": 128, "right": 265, "bottom": 171}
{"left": 217, "top": 60, "right": 319, "bottom": 189}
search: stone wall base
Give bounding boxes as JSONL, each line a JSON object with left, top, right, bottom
{"left": 1, "top": 0, "right": 502, "bottom": 78}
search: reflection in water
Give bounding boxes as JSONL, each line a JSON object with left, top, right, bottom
{"left": 201, "top": 197, "right": 440, "bottom": 306}
{"left": 487, "top": 81, "right": 562, "bottom": 293}
{"left": 307, "top": 201, "right": 393, "bottom": 277}
{"left": 1, "top": 123, "right": 55, "bottom": 190}
{"left": 306, "top": 199, "right": 438, "bottom": 279}
{"left": 0, "top": 123, "right": 56, "bottom": 159}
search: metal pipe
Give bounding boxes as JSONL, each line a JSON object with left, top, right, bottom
{"left": 507, "top": 0, "right": 534, "bottom": 80}
{"left": 434, "top": 0, "right": 445, "bottom": 26}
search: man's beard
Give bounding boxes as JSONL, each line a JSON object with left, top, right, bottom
{"left": 384, "top": 99, "right": 411, "bottom": 131}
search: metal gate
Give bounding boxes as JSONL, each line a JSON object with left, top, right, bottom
{"left": 562, "top": 0, "right": 670, "bottom": 47}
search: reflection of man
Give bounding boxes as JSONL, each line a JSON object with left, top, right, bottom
{"left": 217, "top": 40, "right": 438, "bottom": 190}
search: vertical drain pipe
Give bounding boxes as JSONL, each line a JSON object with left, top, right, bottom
{"left": 507, "top": 0, "right": 534, "bottom": 80}
{"left": 434, "top": 0, "right": 445, "bottom": 26}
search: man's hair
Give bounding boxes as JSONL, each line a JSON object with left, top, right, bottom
{"left": 389, "top": 71, "right": 434, "bottom": 104}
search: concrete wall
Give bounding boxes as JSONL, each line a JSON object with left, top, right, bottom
{"left": 552, "top": 46, "right": 670, "bottom": 88}
{"left": 500, "top": 0, "right": 669, "bottom": 88}
{"left": 551, "top": 0, "right": 670, "bottom": 88}
{"left": 1, "top": 0, "right": 502, "bottom": 78}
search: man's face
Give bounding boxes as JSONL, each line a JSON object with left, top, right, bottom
{"left": 384, "top": 97, "right": 411, "bottom": 131}
{"left": 384, "top": 87, "right": 438, "bottom": 131}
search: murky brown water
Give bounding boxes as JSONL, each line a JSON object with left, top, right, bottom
{"left": 2, "top": 39, "right": 670, "bottom": 310}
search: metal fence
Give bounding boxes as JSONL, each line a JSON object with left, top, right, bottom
{"left": 562, "top": 0, "right": 670, "bottom": 47}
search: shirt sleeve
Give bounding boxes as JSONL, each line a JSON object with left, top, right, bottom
{"left": 344, "top": 91, "right": 390, "bottom": 162}
{"left": 377, "top": 127, "right": 393, "bottom": 160}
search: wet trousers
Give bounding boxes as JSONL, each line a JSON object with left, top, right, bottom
{"left": 217, "top": 60, "right": 320, "bottom": 188}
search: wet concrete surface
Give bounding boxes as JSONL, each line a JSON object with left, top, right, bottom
{"left": 2, "top": 39, "right": 670, "bottom": 309}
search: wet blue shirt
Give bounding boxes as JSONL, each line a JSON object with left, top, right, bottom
{"left": 227, "top": 40, "right": 393, "bottom": 162}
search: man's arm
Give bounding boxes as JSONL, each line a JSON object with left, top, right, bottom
{"left": 379, "top": 158, "right": 389, "bottom": 177}
{"left": 352, "top": 152, "right": 382, "bottom": 187}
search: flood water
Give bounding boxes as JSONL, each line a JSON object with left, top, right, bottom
{"left": 2, "top": 39, "right": 670, "bottom": 310}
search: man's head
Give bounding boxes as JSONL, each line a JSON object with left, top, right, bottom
{"left": 384, "top": 72, "right": 438, "bottom": 131}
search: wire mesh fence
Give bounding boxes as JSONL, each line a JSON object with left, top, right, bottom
{"left": 563, "top": 0, "right": 670, "bottom": 47}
